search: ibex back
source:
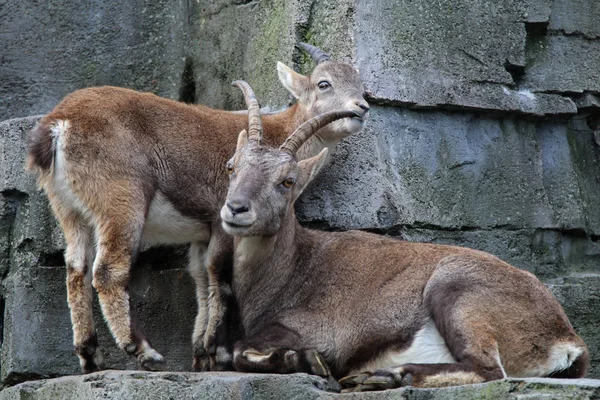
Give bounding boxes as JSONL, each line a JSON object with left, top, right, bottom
{"left": 25, "top": 44, "right": 369, "bottom": 373}
{"left": 220, "top": 84, "right": 589, "bottom": 391}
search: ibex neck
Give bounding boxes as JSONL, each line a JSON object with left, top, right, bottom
{"left": 234, "top": 212, "right": 303, "bottom": 271}
{"left": 232, "top": 211, "right": 313, "bottom": 323}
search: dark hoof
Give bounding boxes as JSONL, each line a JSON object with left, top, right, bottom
{"left": 209, "top": 358, "right": 234, "bottom": 372}
{"left": 304, "top": 349, "right": 331, "bottom": 377}
{"left": 193, "top": 344, "right": 211, "bottom": 372}
{"left": 82, "top": 360, "right": 103, "bottom": 374}
{"left": 193, "top": 355, "right": 210, "bottom": 372}
{"left": 76, "top": 343, "right": 105, "bottom": 374}
{"left": 139, "top": 349, "right": 167, "bottom": 371}
{"left": 339, "top": 373, "right": 370, "bottom": 388}
{"left": 142, "top": 357, "right": 168, "bottom": 371}
{"left": 339, "top": 368, "right": 406, "bottom": 392}
{"left": 209, "top": 346, "right": 234, "bottom": 372}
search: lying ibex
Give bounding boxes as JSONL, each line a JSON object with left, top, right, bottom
{"left": 25, "top": 43, "right": 369, "bottom": 373}
{"left": 220, "top": 84, "right": 589, "bottom": 391}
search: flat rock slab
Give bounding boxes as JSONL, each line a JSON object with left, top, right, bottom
{"left": 1, "top": 371, "right": 599, "bottom": 400}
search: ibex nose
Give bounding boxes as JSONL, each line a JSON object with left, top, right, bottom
{"left": 226, "top": 199, "right": 250, "bottom": 215}
{"left": 356, "top": 101, "right": 370, "bottom": 113}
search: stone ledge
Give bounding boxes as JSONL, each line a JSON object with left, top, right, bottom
{"left": 1, "top": 371, "right": 599, "bottom": 400}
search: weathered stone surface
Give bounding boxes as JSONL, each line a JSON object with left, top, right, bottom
{"left": 522, "top": 35, "right": 600, "bottom": 94}
{"left": 298, "top": 106, "right": 600, "bottom": 241}
{"left": 1, "top": 372, "right": 599, "bottom": 399}
{"left": 548, "top": 0, "right": 600, "bottom": 39}
{"left": 0, "top": 116, "right": 40, "bottom": 193}
{"left": 352, "top": 0, "right": 577, "bottom": 116}
{"left": 190, "top": 0, "right": 301, "bottom": 110}
{"left": 0, "top": 0, "right": 188, "bottom": 120}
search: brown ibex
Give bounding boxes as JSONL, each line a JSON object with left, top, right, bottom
{"left": 220, "top": 84, "right": 589, "bottom": 391}
{"left": 25, "top": 43, "right": 369, "bottom": 373}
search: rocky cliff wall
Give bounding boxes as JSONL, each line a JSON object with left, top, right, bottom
{"left": 0, "top": 0, "right": 599, "bottom": 394}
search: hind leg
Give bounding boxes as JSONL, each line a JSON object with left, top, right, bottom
{"left": 55, "top": 206, "right": 103, "bottom": 373}
{"left": 91, "top": 200, "right": 166, "bottom": 371}
{"left": 340, "top": 327, "right": 504, "bottom": 391}
{"left": 341, "top": 261, "right": 508, "bottom": 391}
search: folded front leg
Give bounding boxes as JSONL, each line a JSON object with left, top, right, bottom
{"left": 232, "top": 324, "right": 330, "bottom": 377}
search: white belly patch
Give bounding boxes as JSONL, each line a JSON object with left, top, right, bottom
{"left": 351, "top": 318, "right": 456, "bottom": 374}
{"left": 142, "top": 192, "right": 211, "bottom": 244}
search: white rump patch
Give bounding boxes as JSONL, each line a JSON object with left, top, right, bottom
{"left": 352, "top": 318, "right": 456, "bottom": 374}
{"left": 142, "top": 192, "right": 211, "bottom": 244}
{"left": 51, "top": 119, "right": 94, "bottom": 220}
{"left": 521, "top": 342, "right": 584, "bottom": 377}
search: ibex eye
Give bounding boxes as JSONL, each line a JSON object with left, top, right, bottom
{"left": 282, "top": 178, "right": 296, "bottom": 188}
{"left": 226, "top": 163, "right": 234, "bottom": 175}
{"left": 317, "top": 81, "right": 331, "bottom": 90}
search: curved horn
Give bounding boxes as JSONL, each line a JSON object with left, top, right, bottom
{"left": 298, "top": 42, "right": 331, "bottom": 64}
{"left": 280, "top": 110, "right": 360, "bottom": 155}
{"left": 232, "top": 80, "right": 263, "bottom": 143}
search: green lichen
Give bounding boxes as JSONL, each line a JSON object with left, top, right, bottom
{"left": 246, "top": 0, "right": 294, "bottom": 108}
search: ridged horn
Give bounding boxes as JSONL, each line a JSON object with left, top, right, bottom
{"left": 298, "top": 42, "right": 331, "bottom": 64}
{"left": 232, "top": 80, "right": 263, "bottom": 143}
{"left": 280, "top": 110, "right": 360, "bottom": 155}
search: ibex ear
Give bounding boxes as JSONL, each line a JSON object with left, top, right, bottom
{"left": 295, "top": 148, "right": 329, "bottom": 197}
{"left": 277, "top": 62, "right": 308, "bottom": 100}
{"left": 236, "top": 129, "right": 249, "bottom": 152}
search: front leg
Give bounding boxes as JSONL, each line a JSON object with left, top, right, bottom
{"left": 203, "top": 223, "right": 237, "bottom": 371}
{"left": 232, "top": 324, "right": 331, "bottom": 377}
{"left": 188, "top": 241, "right": 211, "bottom": 371}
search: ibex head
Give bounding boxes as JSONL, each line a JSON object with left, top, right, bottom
{"left": 221, "top": 81, "right": 358, "bottom": 236}
{"left": 278, "top": 43, "right": 369, "bottom": 140}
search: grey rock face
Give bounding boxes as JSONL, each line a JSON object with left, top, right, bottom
{"left": 522, "top": 35, "right": 600, "bottom": 94}
{"left": 353, "top": 0, "right": 578, "bottom": 116}
{"left": 0, "top": 0, "right": 188, "bottom": 121}
{"left": 1, "top": 372, "right": 599, "bottom": 400}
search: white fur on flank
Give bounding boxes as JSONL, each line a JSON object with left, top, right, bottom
{"left": 142, "top": 192, "right": 211, "bottom": 244}
{"left": 520, "top": 342, "right": 584, "bottom": 377}
{"left": 351, "top": 318, "right": 456, "bottom": 374}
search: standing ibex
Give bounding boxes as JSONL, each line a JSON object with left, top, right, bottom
{"left": 25, "top": 43, "right": 369, "bottom": 373}
{"left": 220, "top": 83, "right": 589, "bottom": 391}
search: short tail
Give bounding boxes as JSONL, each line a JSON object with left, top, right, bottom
{"left": 547, "top": 341, "right": 589, "bottom": 379}
{"left": 26, "top": 119, "right": 56, "bottom": 187}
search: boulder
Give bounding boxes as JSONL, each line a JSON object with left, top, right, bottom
{"left": 1, "top": 372, "right": 599, "bottom": 400}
